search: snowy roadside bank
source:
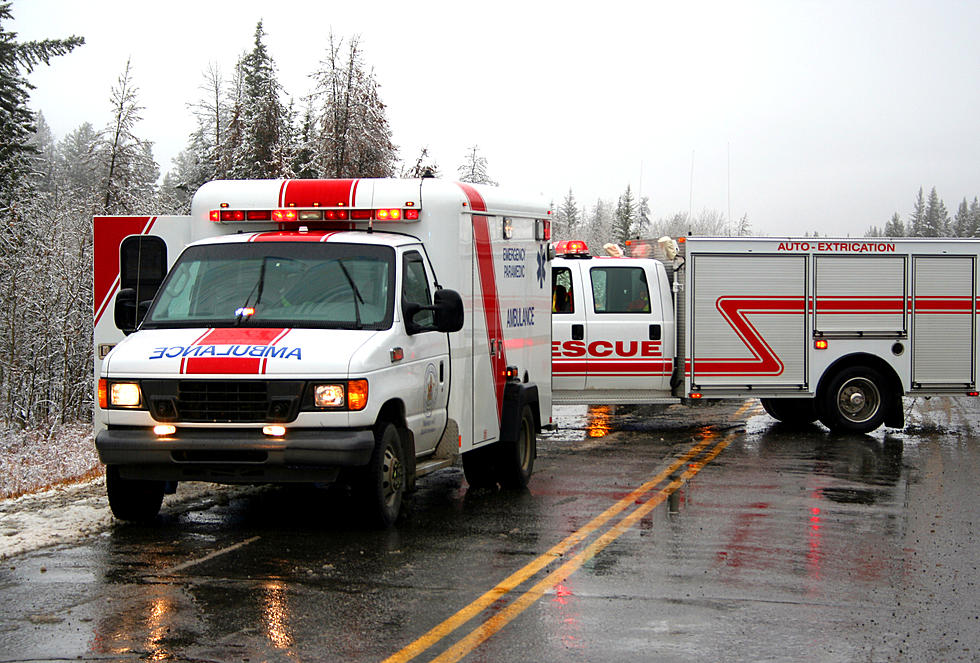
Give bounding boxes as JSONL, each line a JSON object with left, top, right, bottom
{"left": 0, "top": 477, "right": 249, "bottom": 560}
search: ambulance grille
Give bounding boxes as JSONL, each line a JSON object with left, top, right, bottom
{"left": 176, "top": 380, "right": 269, "bottom": 422}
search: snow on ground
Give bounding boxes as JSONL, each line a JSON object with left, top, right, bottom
{"left": 0, "top": 424, "right": 245, "bottom": 559}
{"left": 0, "top": 423, "right": 101, "bottom": 500}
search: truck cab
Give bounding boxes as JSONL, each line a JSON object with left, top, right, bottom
{"left": 551, "top": 240, "right": 677, "bottom": 404}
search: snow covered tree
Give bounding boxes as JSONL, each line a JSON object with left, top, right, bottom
{"left": 186, "top": 63, "right": 226, "bottom": 186}
{"left": 921, "top": 187, "right": 949, "bottom": 237}
{"left": 92, "top": 58, "right": 159, "bottom": 214}
{"left": 883, "top": 212, "right": 905, "bottom": 237}
{"left": 232, "top": 22, "right": 294, "bottom": 179}
{"left": 908, "top": 187, "right": 927, "bottom": 236}
{"left": 612, "top": 185, "right": 637, "bottom": 245}
{"left": 309, "top": 32, "right": 397, "bottom": 178}
{"left": 581, "top": 199, "right": 612, "bottom": 254}
{"left": 953, "top": 198, "right": 974, "bottom": 237}
{"left": 457, "top": 145, "right": 497, "bottom": 185}
{"left": 971, "top": 198, "right": 980, "bottom": 238}
{"left": 401, "top": 146, "right": 440, "bottom": 179}
{"left": 0, "top": 2, "right": 82, "bottom": 204}
{"left": 554, "top": 188, "right": 581, "bottom": 239}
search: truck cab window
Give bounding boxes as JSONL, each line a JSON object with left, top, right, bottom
{"left": 402, "top": 251, "right": 434, "bottom": 328}
{"left": 553, "top": 267, "right": 574, "bottom": 313}
{"left": 590, "top": 266, "right": 650, "bottom": 313}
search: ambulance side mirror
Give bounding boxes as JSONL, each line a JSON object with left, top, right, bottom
{"left": 433, "top": 288, "right": 464, "bottom": 333}
{"left": 403, "top": 289, "right": 464, "bottom": 335}
{"left": 114, "top": 289, "right": 154, "bottom": 335}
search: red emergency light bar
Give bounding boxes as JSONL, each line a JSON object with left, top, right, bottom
{"left": 210, "top": 208, "right": 420, "bottom": 223}
{"left": 553, "top": 239, "right": 590, "bottom": 256}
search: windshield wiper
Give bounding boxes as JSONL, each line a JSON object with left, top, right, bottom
{"left": 337, "top": 259, "right": 364, "bottom": 329}
{"left": 235, "top": 257, "right": 269, "bottom": 325}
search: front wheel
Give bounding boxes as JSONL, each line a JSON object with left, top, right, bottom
{"left": 818, "top": 366, "right": 887, "bottom": 434}
{"left": 105, "top": 466, "right": 165, "bottom": 522}
{"left": 358, "top": 423, "right": 405, "bottom": 528}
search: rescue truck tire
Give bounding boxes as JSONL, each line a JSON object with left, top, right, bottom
{"left": 818, "top": 366, "right": 887, "bottom": 434}
{"left": 462, "top": 444, "right": 498, "bottom": 490}
{"left": 760, "top": 398, "right": 818, "bottom": 425}
{"left": 105, "top": 466, "right": 165, "bottom": 522}
{"left": 359, "top": 422, "right": 405, "bottom": 528}
{"left": 496, "top": 405, "right": 536, "bottom": 489}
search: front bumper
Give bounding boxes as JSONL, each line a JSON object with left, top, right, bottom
{"left": 96, "top": 426, "right": 375, "bottom": 483}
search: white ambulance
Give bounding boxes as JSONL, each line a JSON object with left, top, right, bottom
{"left": 94, "top": 178, "right": 553, "bottom": 525}
{"left": 552, "top": 236, "right": 980, "bottom": 434}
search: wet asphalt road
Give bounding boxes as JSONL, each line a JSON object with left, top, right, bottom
{"left": 1, "top": 397, "right": 978, "bottom": 662}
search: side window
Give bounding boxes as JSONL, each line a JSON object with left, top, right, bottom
{"left": 553, "top": 266, "right": 574, "bottom": 313}
{"left": 590, "top": 266, "right": 650, "bottom": 313}
{"left": 402, "top": 251, "right": 434, "bottom": 328}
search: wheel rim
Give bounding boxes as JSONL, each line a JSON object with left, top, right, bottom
{"left": 381, "top": 443, "right": 402, "bottom": 507}
{"left": 836, "top": 377, "right": 881, "bottom": 423}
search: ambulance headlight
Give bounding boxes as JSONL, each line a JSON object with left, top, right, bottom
{"left": 313, "top": 380, "right": 368, "bottom": 411}
{"left": 109, "top": 382, "right": 142, "bottom": 407}
{"left": 314, "top": 384, "right": 345, "bottom": 408}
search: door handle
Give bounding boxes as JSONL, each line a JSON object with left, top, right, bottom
{"left": 572, "top": 324, "right": 584, "bottom": 341}
{"left": 649, "top": 324, "right": 662, "bottom": 341}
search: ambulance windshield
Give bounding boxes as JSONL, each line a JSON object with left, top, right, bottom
{"left": 142, "top": 242, "right": 395, "bottom": 330}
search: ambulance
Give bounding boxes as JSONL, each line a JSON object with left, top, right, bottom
{"left": 552, "top": 236, "right": 980, "bottom": 434}
{"left": 93, "top": 178, "right": 553, "bottom": 525}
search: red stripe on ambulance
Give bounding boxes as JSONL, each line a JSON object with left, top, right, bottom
{"left": 93, "top": 216, "right": 157, "bottom": 326}
{"left": 181, "top": 328, "right": 291, "bottom": 375}
{"left": 457, "top": 182, "right": 508, "bottom": 419}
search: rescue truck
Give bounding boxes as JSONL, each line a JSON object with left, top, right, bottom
{"left": 552, "top": 236, "right": 980, "bottom": 434}
{"left": 93, "top": 178, "right": 553, "bottom": 525}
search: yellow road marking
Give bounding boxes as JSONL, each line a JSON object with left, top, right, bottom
{"left": 385, "top": 399, "right": 751, "bottom": 663}
{"left": 382, "top": 434, "right": 716, "bottom": 663}
{"left": 430, "top": 433, "right": 733, "bottom": 663}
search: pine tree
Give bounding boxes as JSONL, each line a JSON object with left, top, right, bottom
{"left": 883, "top": 212, "right": 905, "bottom": 237}
{"left": 234, "top": 21, "right": 293, "bottom": 179}
{"left": 922, "top": 187, "right": 949, "bottom": 237}
{"left": 457, "top": 145, "right": 497, "bottom": 185}
{"left": 612, "top": 184, "right": 637, "bottom": 245}
{"left": 554, "top": 188, "right": 580, "bottom": 239}
{"left": 0, "top": 2, "right": 83, "bottom": 204}
{"left": 908, "top": 187, "right": 926, "bottom": 236}
{"left": 971, "top": 198, "right": 980, "bottom": 238}
{"left": 187, "top": 63, "right": 226, "bottom": 186}
{"left": 953, "top": 198, "right": 972, "bottom": 237}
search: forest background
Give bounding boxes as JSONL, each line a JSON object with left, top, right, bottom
{"left": 2, "top": 3, "right": 979, "bottom": 496}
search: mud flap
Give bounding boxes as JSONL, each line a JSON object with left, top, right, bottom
{"left": 501, "top": 383, "right": 539, "bottom": 455}
{"left": 884, "top": 392, "right": 905, "bottom": 429}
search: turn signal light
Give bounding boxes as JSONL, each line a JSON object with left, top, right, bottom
{"left": 814, "top": 339, "right": 829, "bottom": 350}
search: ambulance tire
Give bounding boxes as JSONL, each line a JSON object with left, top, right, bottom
{"left": 760, "top": 398, "right": 818, "bottom": 426}
{"left": 462, "top": 443, "right": 498, "bottom": 490}
{"left": 105, "top": 466, "right": 165, "bottom": 522}
{"left": 818, "top": 366, "right": 887, "bottom": 434}
{"left": 496, "top": 405, "right": 536, "bottom": 489}
{"left": 359, "top": 422, "right": 405, "bottom": 528}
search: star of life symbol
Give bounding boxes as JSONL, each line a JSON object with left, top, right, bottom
{"left": 536, "top": 246, "right": 547, "bottom": 289}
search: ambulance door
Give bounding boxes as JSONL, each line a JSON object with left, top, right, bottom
{"left": 551, "top": 262, "right": 587, "bottom": 390}
{"left": 584, "top": 263, "right": 670, "bottom": 392}
{"left": 399, "top": 249, "right": 450, "bottom": 455}
{"left": 93, "top": 216, "right": 190, "bottom": 430}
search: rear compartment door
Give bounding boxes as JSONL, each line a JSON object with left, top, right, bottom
{"left": 911, "top": 255, "right": 975, "bottom": 387}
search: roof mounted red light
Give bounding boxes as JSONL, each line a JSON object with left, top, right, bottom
{"left": 554, "top": 239, "right": 590, "bottom": 257}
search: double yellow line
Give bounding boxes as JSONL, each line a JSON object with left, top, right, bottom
{"left": 384, "top": 403, "right": 753, "bottom": 663}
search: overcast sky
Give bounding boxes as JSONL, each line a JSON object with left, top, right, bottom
{"left": 12, "top": 0, "right": 980, "bottom": 236}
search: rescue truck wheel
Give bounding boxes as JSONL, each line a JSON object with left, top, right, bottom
{"left": 760, "top": 398, "right": 818, "bottom": 425}
{"left": 360, "top": 422, "right": 405, "bottom": 528}
{"left": 819, "top": 366, "right": 887, "bottom": 434}
{"left": 497, "top": 405, "right": 536, "bottom": 489}
{"left": 105, "top": 466, "right": 165, "bottom": 522}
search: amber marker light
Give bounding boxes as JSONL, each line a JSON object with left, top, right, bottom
{"left": 347, "top": 380, "right": 369, "bottom": 411}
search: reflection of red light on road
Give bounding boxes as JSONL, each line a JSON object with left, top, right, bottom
{"left": 586, "top": 405, "right": 611, "bottom": 438}
{"left": 807, "top": 493, "right": 822, "bottom": 580}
